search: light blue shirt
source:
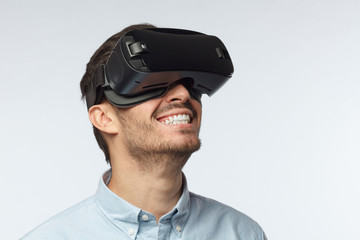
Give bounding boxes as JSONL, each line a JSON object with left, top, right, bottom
{"left": 21, "top": 170, "right": 267, "bottom": 240}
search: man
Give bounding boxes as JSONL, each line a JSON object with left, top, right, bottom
{"left": 22, "top": 24, "right": 267, "bottom": 240}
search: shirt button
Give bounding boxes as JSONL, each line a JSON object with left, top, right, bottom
{"left": 175, "top": 225, "right": 182, "bottom": 232}
{"left": 142, "top": 214, "right": 149, "bottom": 221}
{"left": 128, "top": 228, "right": 135, "bottom": 236}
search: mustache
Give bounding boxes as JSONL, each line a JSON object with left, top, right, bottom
{"left": 153, "top": 102, "right": 198, "bottom": 119}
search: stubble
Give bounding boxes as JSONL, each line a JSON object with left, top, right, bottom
{"left": 115, "top": 103, "right": 201, "bottom": 174}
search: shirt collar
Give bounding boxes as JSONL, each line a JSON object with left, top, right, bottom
{"left": 94, "top": 169, "right": 191, "bottom": 237}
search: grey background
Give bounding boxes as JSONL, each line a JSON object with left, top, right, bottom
{"left": 1, "top": 0, "right": 359, "bottom": 239}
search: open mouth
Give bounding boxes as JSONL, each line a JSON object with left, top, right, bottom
{"left": 157, "top": 114, "right": 192, "bottom": 125}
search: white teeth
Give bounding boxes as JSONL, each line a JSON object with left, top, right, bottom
{"left": 161, "top": 114, "right": 191, "bottom": 125}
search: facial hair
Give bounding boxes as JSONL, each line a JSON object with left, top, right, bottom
{"left": 115, "top": 102, "right": 201, "bottom": 174}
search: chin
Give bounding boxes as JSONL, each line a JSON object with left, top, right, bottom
{"left": 164, "top": 136, "right": 201, "bottom": 154}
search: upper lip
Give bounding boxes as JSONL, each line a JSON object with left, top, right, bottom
{"left": 155, "top": 109, "right": 194, "bottom": 121}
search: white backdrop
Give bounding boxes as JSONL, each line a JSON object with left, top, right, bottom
{"left": 1, "top": 0, "right": 359, "bottom": 239}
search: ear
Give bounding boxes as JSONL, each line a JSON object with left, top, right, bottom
{"left": 88, "top": 102, "right": 118, "bottom": 134}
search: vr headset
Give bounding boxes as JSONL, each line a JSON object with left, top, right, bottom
{"left": 86, "top": 28, "right": 234, "bottom": 109}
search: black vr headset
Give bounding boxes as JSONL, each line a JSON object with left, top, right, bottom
{"left": 86, "top": 28, "right": 234, "bottom": 109}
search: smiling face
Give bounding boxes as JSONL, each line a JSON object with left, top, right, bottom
{"left": 112, "top": 83, "right": 202, "bottom": 171}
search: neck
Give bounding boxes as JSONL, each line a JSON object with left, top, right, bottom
{"left": 108, "top": 154, "right": 187, "bottom": 222}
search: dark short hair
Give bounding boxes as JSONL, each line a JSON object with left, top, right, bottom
{"left": 80, "top": 23, "right": 156, "bottom": 164}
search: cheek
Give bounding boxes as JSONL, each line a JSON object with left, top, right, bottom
{"left": 133, "top": 99, "right": 162, "bottom": 119}
{"left": 192, "top": 100, "right": 202, "bottom": 121}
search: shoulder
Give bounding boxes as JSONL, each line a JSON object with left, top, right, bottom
{"left": 21, "top": 196, "right": 99, "bottom": 240}
{"left": 189, "top": 191, "right": 256, "bottom": 222}
{"left": 188, "top": 192, "right": 266, "bottom": 239}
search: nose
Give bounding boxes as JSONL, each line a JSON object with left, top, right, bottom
{"left": 164, "top": 83, "right": 191, "bottom": 103}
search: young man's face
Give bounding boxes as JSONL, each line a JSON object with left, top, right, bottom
{"left": 114, "top": 83, "right": 202, "bottom": 160}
